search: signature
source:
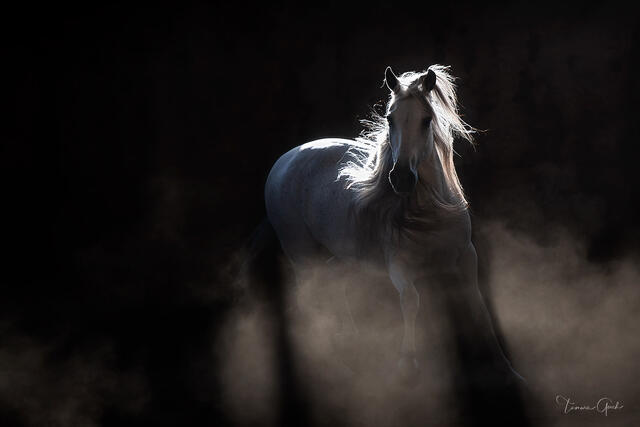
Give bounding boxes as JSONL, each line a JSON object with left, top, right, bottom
{"left": 555, "top": 395, "right": 623, "bottom": 416}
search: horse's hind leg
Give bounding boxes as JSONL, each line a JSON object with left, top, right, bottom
{"left": 290, "top": 258, "right": 359, "bottom": 341}
{"left": 316, "top": 259, "right": 363, "bottom": 373}
{"left": 281, "top": 255, "right": 364, "bottom": 380}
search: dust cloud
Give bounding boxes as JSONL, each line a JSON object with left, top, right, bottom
{"left": 217, "top": 221, "right": 640, "bottom": 426}
{"left": 481, "top": 221, "right": 640, "bottom": 426}
{"left": 0, "top": 328, "right": 148, "bottom": 426}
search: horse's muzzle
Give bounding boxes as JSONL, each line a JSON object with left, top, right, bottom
{"left": 389, "top": 166, "right": 417, "bottom": 196}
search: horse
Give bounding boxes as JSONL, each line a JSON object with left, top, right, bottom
{"left": 260, "top": 65, "right": 529, "bottom": 425}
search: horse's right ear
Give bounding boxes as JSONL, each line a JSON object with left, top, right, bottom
{"left": 420, "top": 69, "right": 437, "bottom": 93}
{"left": 385, "top": 66, "right": 400, "bottom": 93}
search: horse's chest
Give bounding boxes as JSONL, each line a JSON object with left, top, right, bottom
{"left": 388, "top": 225, "right": 469, "bottom": 274}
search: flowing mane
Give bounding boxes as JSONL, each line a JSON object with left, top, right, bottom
{"left": 338, "top": 65, "right": 476, "bottom": 237}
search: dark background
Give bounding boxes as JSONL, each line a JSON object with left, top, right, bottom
{"left": 4, "top": 1, "right": 640, "bottom": 425}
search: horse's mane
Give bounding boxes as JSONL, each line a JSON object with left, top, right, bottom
{"left": 338, "top": 65, "right": 476, "bottom": 240}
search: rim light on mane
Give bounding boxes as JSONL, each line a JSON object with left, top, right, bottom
{"left": 339, "top": 65, "right": 476, "bottom": 217}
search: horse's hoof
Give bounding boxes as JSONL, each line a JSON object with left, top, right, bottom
{"left": 396, "top": 355, "right": 421, "bottom": 388}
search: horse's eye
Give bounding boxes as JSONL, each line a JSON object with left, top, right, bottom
{"left": 423, "top": 117, "right": 432, "bottom": 127}
{"left": 387, "top": 116, "right": 394, "bottom": 126}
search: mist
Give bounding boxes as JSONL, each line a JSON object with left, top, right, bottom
{"left": 0, "top": 328, "right": 148, "bottom": 426}
{"left": 6, "top": 1, "right": 640, "bottom": 425}
{"left": 218, "top": 220, "right": 640, "bottom": 426}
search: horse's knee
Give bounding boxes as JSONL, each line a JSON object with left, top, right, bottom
{"left": 400, "top": 284, "right": 420, "bottom": 315}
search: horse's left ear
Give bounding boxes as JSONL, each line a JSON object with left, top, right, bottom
{"left": 420, "top": 69, "right": 437, "bottom": 93}
{"left": 385, "top": 66, "right": 400, "bottom": 93}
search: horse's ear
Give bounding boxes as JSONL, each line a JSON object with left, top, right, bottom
{"left": 385, "top": 66, "right": 400, "bottom": 93}
{"left": 420, "top": 69, "right": 437, "bottom": 93}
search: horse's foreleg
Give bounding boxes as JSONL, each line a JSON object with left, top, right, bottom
{"left": 443, "top": 243, "right": 531, "bottom": 425}
{"left": 389, "top": 261, "right": 421, "bottom": 386}
{"left": 400, "top": 282, "right": 419, "bottom": 356}
{"left": 446, "top": 243, "right": 525, "bottom": 387}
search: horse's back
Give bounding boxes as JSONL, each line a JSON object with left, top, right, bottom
{"left": 265, "top": 138, "right": 359, "bottom": 262}
{"left": 266, "top": 138, "right": 351, "bottom": 192}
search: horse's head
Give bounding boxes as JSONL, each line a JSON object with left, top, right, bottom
{"left": 384, "top": 66, "right": 437, "bottom": 196}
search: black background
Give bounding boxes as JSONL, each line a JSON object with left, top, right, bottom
{"left": 4, "top": 1, "right": 640, "bottom": 425}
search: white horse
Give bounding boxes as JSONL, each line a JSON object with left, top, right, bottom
{"left": 262, "top": 65, "right": 524, "bottom": 394}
